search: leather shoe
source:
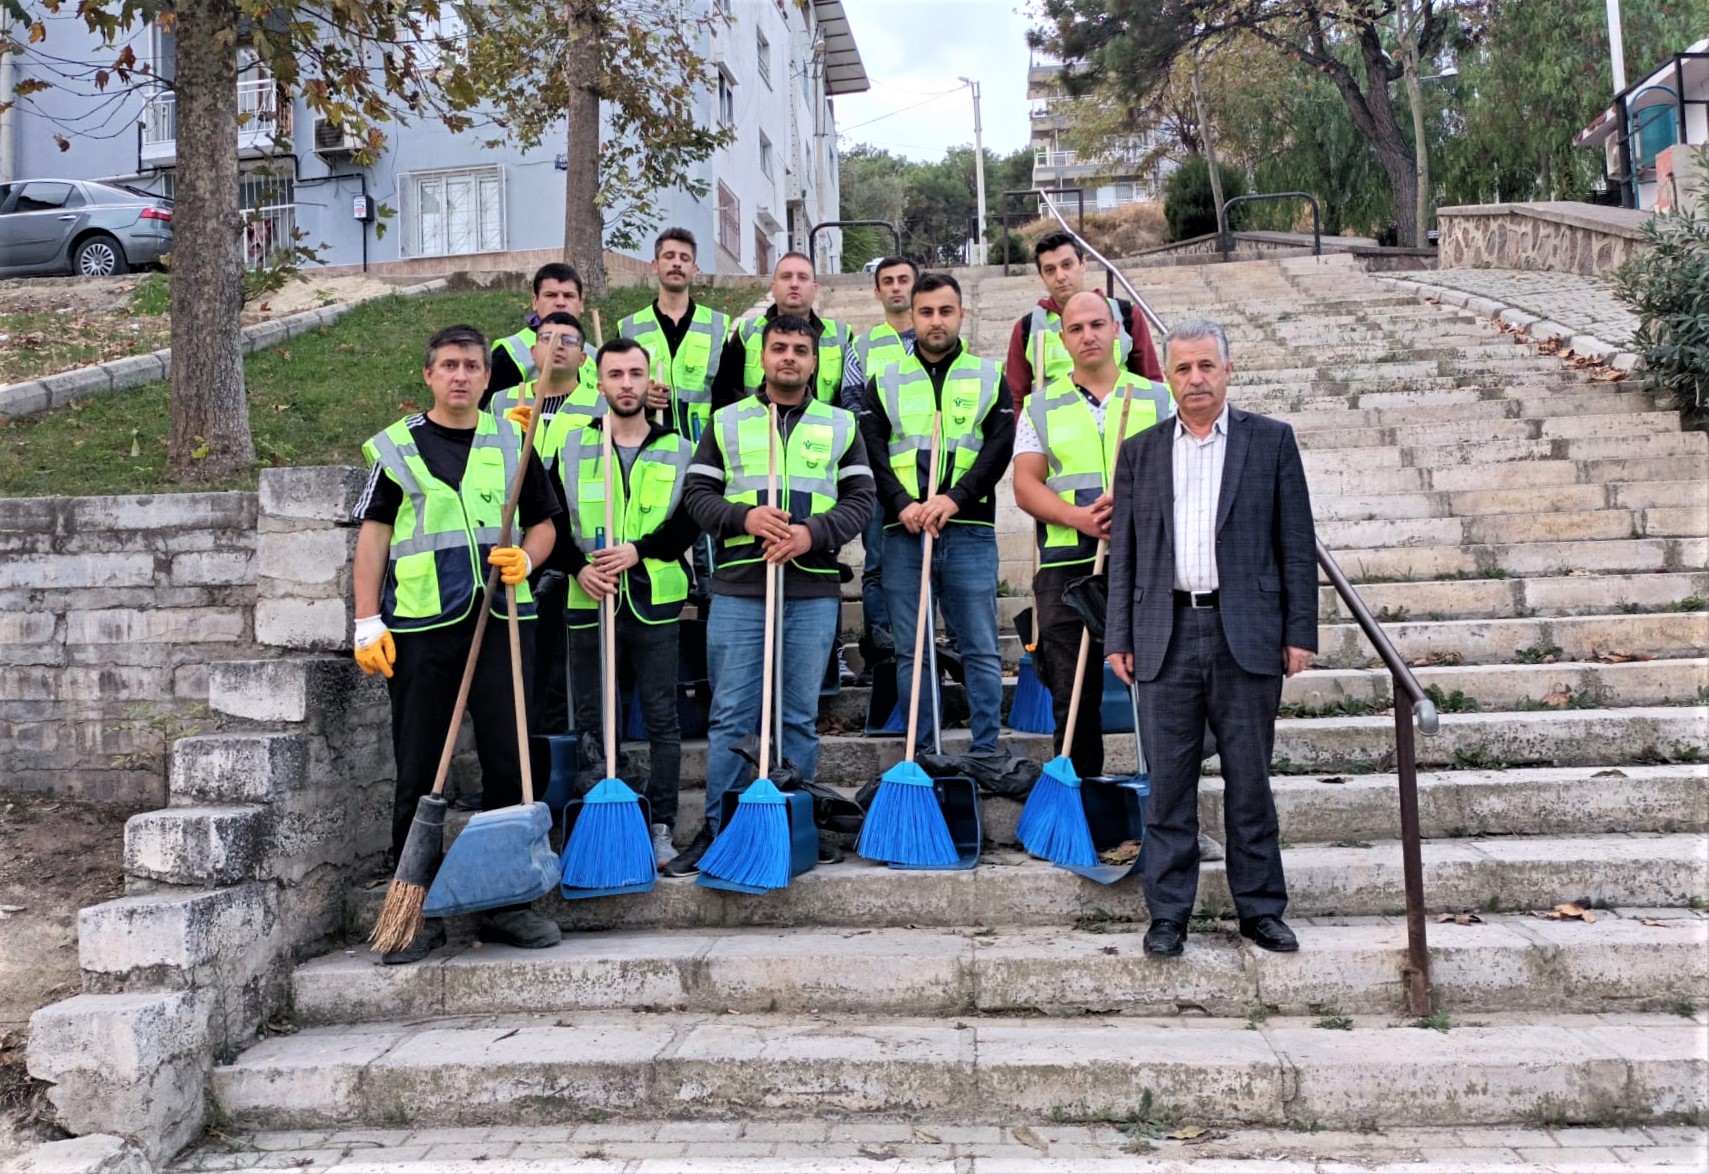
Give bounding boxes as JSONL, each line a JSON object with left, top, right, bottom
{"left": 1143, "top": 919, "right": 1186, "bottom": 957}
{"left": 477, "top": 906, "right": 562, "bottom": 949}
{"left": 662, "top": 825, "right": 715, "bottom": 877}
{"left": 1239, "top": 915, "right": 1299, "bottom": 953}
{"left": 378, "top": 917, "right": 445, "bottom": 966}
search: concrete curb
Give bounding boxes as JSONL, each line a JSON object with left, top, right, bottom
{"left": 1376, "top": 275, "right": 1641, "bottom": 373}
{"left": 0, "top": 277, "right": 450, "bottom": 421}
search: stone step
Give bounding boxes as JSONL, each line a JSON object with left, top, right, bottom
{"left": 211, "top": 1011, "right": 1708, "bottom": 1130}
{"left": 291, "top": 913, "right": 1709, "bottom": 1026}
{"left": 1334, "top": 536, "right": 1708, "bottom": 582}
{"left": 347, "top": 834, "right": 1709, "bottom": 934}
{"left": 1268, "top": 389, "right": 1662, "bottom": 429}
{"left": 1318, "top": 507, "right": 1709, "bottom": 552}
{"left": 1314, "top": 480, "right": 1706, "bottom": 522}
{"left": 1294, "top": 431, "right": 1709, "bottom": 473}
{"left": 1317, "top": 570, "right": 1708, "bottom": 623}
{"left": 1296, "top": 413, "right": 1683, "bottom": 451}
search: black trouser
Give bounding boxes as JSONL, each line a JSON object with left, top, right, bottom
{"left": 1032, "top": 563, "right": 1105, "bottom": 779}
{"left": 530, "top": 572, "right": 571, "bottom": 734}
{"left": 568, "top": 608, "right": 681, "bottom": 829}
{"left": 386, "top": 609, "right": 535, "bottom": 861}
{"left": 1136, "top": 605, "right": 1287, "bottom": 924}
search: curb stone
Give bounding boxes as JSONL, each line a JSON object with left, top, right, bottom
{"left": 0, "top": 277, "right": 450, "bottom": 420}
{"left": 1377, "top": 275, "right": 1640, "bottom": 373}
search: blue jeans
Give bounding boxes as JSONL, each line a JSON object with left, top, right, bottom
{"left": 704, "top": 592, "right": 841, "bottom": 832}
{"left": 881, "top": 524, "right": 1002, "bottom": 754}
{"left": 861, "top": 505, "right": 889, "bottom": 642}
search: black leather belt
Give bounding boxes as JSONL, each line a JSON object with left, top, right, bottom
{"left": 1173, "top": 589, "right": 1219, "bottom": 610}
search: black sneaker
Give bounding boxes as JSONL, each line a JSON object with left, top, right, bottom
{"left": 378, "top": 918, "right": 445, "bottom": 966}
{"left": 817, "top": 839, "right": 844, "bottom": 865}
{"left": 662, "top": 825, "right": 715, "bottom": 877}
{"left": 476, "top": 907, "right": 562, "bottom": 949}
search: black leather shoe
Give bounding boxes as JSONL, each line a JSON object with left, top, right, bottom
{"left": 1239, "top": 915, "right": 1299, "bottom": 953}
{"left": 662, "top": 825, "right": 715, "bottom": 877}
{"left": 818, "top": 839, "right": 844, "bottom": 865}
{"left": 1143, "top": 919, "right": 1186, "bottom": 957}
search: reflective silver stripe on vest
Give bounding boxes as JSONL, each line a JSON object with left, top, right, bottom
{"left": 704, "top": 311, "right": 728, "bottom": 383}
{"left": 499, "top": 331, "right": 538, "bottom": 379}
{"left": 718, "top": 402, "right": 853, "bottom": 502}
{"left": 560, "top": 432, "right": 692, "bottom": 553}
{"left": 370, "top": 427, "right": 502, "bottom": 555}
{"left": 880, "top": 362, "right": 1002, "bottom": 471}
{"left": 879, "top": 366, "right": 933, "bottom": 463}
{"left": 1028, "top": 385, "right": 1105, "bottom": 492}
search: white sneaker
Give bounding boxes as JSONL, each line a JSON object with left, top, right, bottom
{"left": 651, "top": 823, "right": 676, "bottom": 868}
{"left": 837, "top": 645, "right": 856, "bottom": 685}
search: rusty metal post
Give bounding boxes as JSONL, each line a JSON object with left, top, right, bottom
{"left": 1394, "top": 702, "right": 1434, "bottom": 1016}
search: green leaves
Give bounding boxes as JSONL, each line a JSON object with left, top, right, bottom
{"left": 1615, "top": 161, "right": 1709, "bottom": 413}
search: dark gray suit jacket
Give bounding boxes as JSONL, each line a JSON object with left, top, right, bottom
{"left": 1105, "top": 406, "right": 1318, "bottom": 680}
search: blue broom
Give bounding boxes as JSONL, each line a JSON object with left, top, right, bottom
{"left": 559, "top": 416, "right": 654, "bottom": 895}
{"left": 1016, "top": 372, "right": 1141, "bottom": 868}
{"left": 698, "top": 402, "right": 797, "bottom": 891}
{"left": 858, "top": 415, "right": 958, "bottom": 867}
{"left": 1009, "top": 644, "right": 1054, "bottom": 734}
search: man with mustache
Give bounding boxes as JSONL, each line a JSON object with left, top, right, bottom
{"left": 674, "top": 316, "right": 876, "bottom": 876}
{"left": 617, "top": 227, "right": 732, "bottom": 441}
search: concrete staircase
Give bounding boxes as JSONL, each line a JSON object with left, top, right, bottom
{"left": 210, "top": 255, "right": 1707, "bottom": 1137}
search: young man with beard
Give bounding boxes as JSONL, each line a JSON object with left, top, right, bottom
{"left": 617, "top": 227, "right": 732, "bottom": 441}
{"left": 671, "top": 316, "right": 876, "bottom": 875}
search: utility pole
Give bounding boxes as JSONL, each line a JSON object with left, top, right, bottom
{"left": 1606, "top": 0, "right": 1627, "bottom": 94}
{"left": 961, "top": 76, "right": 987, "bottom": 266}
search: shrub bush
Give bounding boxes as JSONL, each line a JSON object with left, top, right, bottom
{"left": 1615, "top": 166, "right": 1709, "bottom": 415}
{"left": 1009, "top": 201, "right": 1168, "bottom": 261}
{"left": 1163, "top": 155, "right": 1249, "bottom": 242}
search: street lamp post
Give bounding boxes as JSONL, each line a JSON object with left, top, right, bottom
{"left": 960, "top": 76, "right": 987, "bottom": 266}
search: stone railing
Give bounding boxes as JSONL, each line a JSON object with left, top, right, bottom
{"left": 26, "top": 467, "right": 394, "bottom": 1166}
{"left": 0, "top": 492, "right": 262, "bottom": 805}
{"left": 1435, "top": 201, "right": 1653, "bottom": 275}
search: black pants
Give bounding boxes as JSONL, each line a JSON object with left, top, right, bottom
{"left": 387, "top": 609, "right": 535, "bottom": 861}
{"left": 1136, "top": 605, "right": 1287, "bottom": 924}
{"left": 530, "top": 572, "right": 571, "bottom": 734}
{"left": 568, "top": 609, "right": 681, "bottom": 829}
{"left": 1032, "top": 564, "right": 1105, "bottom": 779}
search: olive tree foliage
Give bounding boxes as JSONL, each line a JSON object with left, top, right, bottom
{"left": 1030, "top": 0, "right": 1458, "bottom": 248}
{"left": 3, "top": 0, "right": 490, "bottom": 482}
{"left": 461, "top": 0, "right": 733, "bottom": 300}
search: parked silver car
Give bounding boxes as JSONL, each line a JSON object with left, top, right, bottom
{"left": 0, "top": 178, "right": 173, "bottom": 277}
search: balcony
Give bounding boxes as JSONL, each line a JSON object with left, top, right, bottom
{"left": 140, "top": 78, "right": 285, "bottom": 167}
{"left": 1033, "top": 149, "right": 1106, "bottom": 182}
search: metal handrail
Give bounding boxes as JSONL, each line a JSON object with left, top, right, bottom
{"left": 1218, "top": 192, "right": 1323, "bottom": 256}
{"left": 808, "top": 220, "right": 900, "bottom": 273}
{"left": 1029, "top": 188, "right": 1441, "bottom": 1015}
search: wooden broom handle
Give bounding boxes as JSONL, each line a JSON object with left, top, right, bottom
{"left": 757, "top": 403, "right": 780, "bottom": 779}
{"left": 902, "top": 412, "right": 942, "bottom": 764}
{"left": 602, "top": 418, "right": 619, "bottom": 773}
{"left": 1059, "top": 372, "right": 1138, "bottom": 754}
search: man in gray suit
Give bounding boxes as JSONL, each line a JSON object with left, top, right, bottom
{"left": 1105, "top": 319, "right": 1318, "bottom": 958}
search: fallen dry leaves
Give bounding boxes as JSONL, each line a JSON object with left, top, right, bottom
{"left": 1592, "top": 648, "right": 1656, "bottom": 664}
{"left": 1098, "top": 840, "right": 1141, "bottom": 865}
{"left": 1534, "top": 902, "right": 1597, "bottom": 924}
{"left": 1436, "top": 912, "right": 1485, "bottom": 926}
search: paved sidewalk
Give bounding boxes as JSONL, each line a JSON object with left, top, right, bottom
{"left": 1415, "top": 268, "right": 1639, "bottom": 348}
{"left": 170, "top": 1122, "right": 1709, "bottom": 1172}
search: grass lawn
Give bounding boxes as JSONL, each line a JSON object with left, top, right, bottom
{"left": 0, "top": 309, "right": 173, "bottom": 385}
{"left": 0, "top": 282, "right": 763, "bottom": 498}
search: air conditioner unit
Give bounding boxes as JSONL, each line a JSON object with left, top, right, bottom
{"left": 311, "top": 115, "right": 358, "bottom": 157}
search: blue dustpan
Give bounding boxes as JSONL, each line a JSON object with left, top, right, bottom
{"left": 696, "top": 784, "right": 819, "bottom": 894}
{"left": 424, "top": 801, "right": 560, "bottom": 917}
{"left": 1061, "top": 681, "right": 1148, "bottom": 884}
{"left": 531, "top": 732, "right": 580, "bottom": 815}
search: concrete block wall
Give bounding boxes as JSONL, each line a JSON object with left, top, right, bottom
{"left": 27, "top": 467, "right": 395, "bottom": 1165}
{"left": 0, "top": 492, "right": 264, "bottom": 805}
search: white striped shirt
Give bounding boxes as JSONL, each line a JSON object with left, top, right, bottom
{"left": 1172, "top": 406, "right": 1229, "bottom": 592}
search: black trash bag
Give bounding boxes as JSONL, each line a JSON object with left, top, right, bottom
{"left": 733, "top": 735, "right": 865, "bottom": 836}
{"left": 934, "top": 641, "right": 966, "bottom": 686}
{"left": 1014, "top": 606, "right": 1035, "bottom": 646}
{"left": 1061, "top": 572, "right": 1109, "bottom": 643}
{"left": 920, "top": 748, "right": 1040, "bottom": 801}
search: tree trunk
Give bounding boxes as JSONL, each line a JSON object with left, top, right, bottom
{"left": 562, "top": 0, "right": 605, "bottom": 302}
{"left": 1190, "top": 57, "right": 1227, "bottom": 248}
{"left": 167, "top": 0, "right": 253, "bottom": 482}
{"left": 1321, "top": 28, "right": 1420, "bottom": 249}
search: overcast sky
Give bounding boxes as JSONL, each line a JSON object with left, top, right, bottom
{"left": 833, "top": 1, "right": 1038, "bottom": 162}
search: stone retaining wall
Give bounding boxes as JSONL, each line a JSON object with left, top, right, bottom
{"left": 1436, "top": 201, "right": 1653, "bottom": 275}
{"left": 0, "top": 492, "right": 264, "bottom": 805}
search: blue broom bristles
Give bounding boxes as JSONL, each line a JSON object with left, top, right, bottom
{"left": 697, "top": 777, "right": 792, "bottom": 891}
{"left": 1016, "top": 755, "right": 1098, "bottom": 867}
{"left": 560, "top": 777, "right": 656, "bottom": 890}
{"left": 857, "top": 759, "right": 958, "bottom": 866}
{"left": 1009, "top": 651, "right": 1054, "bottom": 734}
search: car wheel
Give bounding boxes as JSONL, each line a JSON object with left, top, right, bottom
{"left": 74, "top": 235, "right": 128, "bottom": 277}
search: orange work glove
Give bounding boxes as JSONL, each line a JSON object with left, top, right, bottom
{"left": 487, "top": 546, "right": 532, "bottom": 586}
{"left": 353, "top": 615, "right": 395, "bottom": 678}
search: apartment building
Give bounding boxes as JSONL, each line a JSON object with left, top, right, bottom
{"left": 1027, "top": 53, "right": 1172, "bottom": 209}
{"left": 0, "top": 0, "right": 867, "bottom": 275}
